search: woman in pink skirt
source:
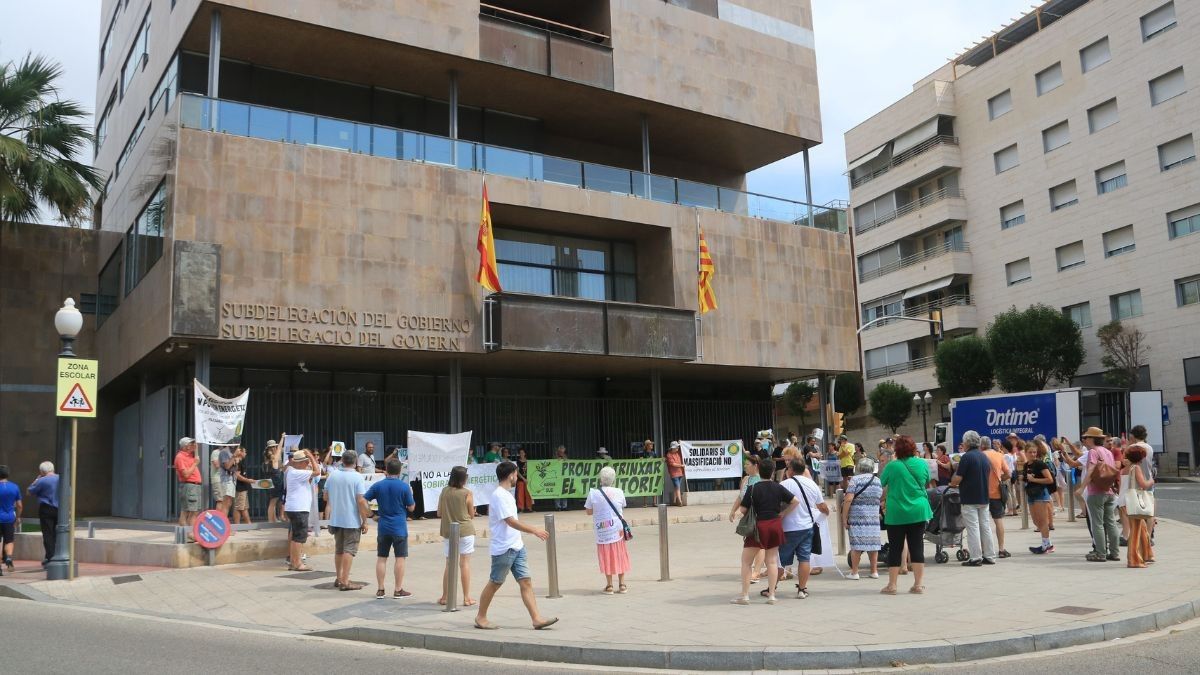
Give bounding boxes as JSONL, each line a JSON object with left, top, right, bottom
{"left": 584, "top": 466, "right": 631, "bottom": 594}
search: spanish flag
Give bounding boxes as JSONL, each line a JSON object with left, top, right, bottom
{"left": 698, "top": 227, "right": 717, "bottom": 314}
{"left": 475, "top": 182, "right": 503, "bottom": 293}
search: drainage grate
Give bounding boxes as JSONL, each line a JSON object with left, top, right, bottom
{"left": 112, "top": 575, "right": 143, "bottom": 585}
{"left": 1047, "top": 606, "right": 1100, "bottom": 615}
{"left": 281, "top": 571, "right": 335, "bottom": 580}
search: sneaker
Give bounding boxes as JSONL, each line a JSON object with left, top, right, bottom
{"left": 730, "top": 596, "right": 750, "bottom": 606}
{"left": 845, "top": 573, "right": 860, "bottom": 580}
{"left": 869, "top": 572, "right": 879, "bottom": 579}
{"left": 1030, "top": 545, "right": 1046, "bottom": 554}
{"left": 961, "top": 559, "right": 984, "bottom": 567}
{"left": 796, "top": 588, "right": 809, "bottom": 599}
{"left": 1119, "top": 537, "right": 1128, "bottom": 547}
{"left": 1043, "top": 545, "right": 1055, "bottom": 553}
{"left": 301, "top": 554, "right": 308, "bottom": 562}
{"left": 766, "top": 595, "right": 778, "bottom": 605}
{"left": 981, "top": 558, "right": 996, "bottom": 565}
{"left": 1106, "top": 554, "right": 1121, "bottom": 561}
{"left": 5, "top": 558, "right": 13, "bottom": 572}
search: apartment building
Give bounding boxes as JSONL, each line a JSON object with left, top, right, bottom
{"left": 844, "top": 0, "right": 1198, "bottom": 465}
{"left": 0, "top": 0, "right": 857, "bottom": 518}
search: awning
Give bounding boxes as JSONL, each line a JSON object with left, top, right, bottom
{"left": 892, "top": 117, "right": 939, "bottom": 156}
{"left": 847, "top": 143, "right": 890, "bottom": 172}
{"left": 903, "top": 275, "right": 955, "bottom": 300}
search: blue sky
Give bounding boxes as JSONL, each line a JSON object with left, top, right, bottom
{"left": 1, "top": 1, "right": 1031, "bottom": 213}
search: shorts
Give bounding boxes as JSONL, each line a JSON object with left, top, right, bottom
{"left": 443, "top": 535, "right": 476, "bottom": 557}
{"left": 222, "top": 481, "right": 236, "bottom": 499}
{"left": 285, "top": 511, "right": 309, "bottom": 543}
{"left": 779, "top": 528, "right": 814, "bottom": 566}
{"left": 234, "top": 491, "right": 249, "bottom": 511}
{"left": 210, "top": 480, "right": 224, "bottom": 503}
{"left": 989, "top": 498, "right": 1005, "bottom": 520}
{"left": 841, "top": 466, "right": 854, "bottom": 478}
{"left": 177, "top": 483, "right": 201, "bottom": 512}
{"left": 377, "top": 533, "right": 409, "bottom": 558}
{"left": 331, "top": 526, "right": 361, "bottom": 556}
{"left": 671, "top": 477, "right": 683, "bottom": 490}
{"left": 489, "top": 546, "right": 531, "bottom": 584}
{"left": 744, "top": 516, "right": 785, "bottom": 549}
{"left": 0, "top": 522, "right": 14, "bottom": 545}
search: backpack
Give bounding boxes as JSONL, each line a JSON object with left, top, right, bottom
{"left": 1045, "top": 461, "right": 1058, "bottom": 494}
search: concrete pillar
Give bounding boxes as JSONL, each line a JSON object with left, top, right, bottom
{"left": 207, "top": 10, "right": 221, "bottom": 98}
{"left": 195, "top": 345, "right": 212, "bottom": 506}
{"left": 651, "top": 369, "right": 665, "bottom": 504}
{"left": 802, "top": 147, "right": 815, "bottom": 227}
{"left": 448, "top": 359, "right": 463, "bottom": 433}
{"left": 448, "top": 70, "right": 459, "bottom": 139}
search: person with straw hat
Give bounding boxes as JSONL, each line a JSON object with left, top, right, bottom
{"left": 1080, "top": 427, "right": 1120, "bottom": 562}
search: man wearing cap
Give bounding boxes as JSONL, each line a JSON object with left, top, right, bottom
{"left": 1081, "top": 427, "right": 1120, "bottom": 562}
{"left": 950, "top": 430, "right": 998, "bottom": 566}
{"left": 665, "top": 441, "right": 685, "bottom": 507}
{"left": 283, "top": 449, "right": 318, "bottom": 571}
{"left": 174, "top": 438, "right": 202, "bottom": 526}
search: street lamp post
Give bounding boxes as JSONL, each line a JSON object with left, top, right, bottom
{"left": 46, "top": 298, "right": 82, "bottom": 581}
{"left": 913, "top": 391, "right": 933, "bottom": 444}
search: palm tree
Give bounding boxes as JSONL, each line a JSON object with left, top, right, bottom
{"left": 1, "top": 53, "right": 102, "bottom": 226}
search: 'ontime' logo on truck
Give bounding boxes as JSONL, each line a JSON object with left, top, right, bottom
{"left": 985, "top": 408, "right": 1039, "bottom": 426}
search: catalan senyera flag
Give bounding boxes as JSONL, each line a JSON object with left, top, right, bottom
{"left": 475, "top": 182, "right": 503, "bottom": 293}
{"left": 698, "top": 228, "right": 717, "bottom": 314}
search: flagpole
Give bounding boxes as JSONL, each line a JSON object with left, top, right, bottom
{"left": 695, "top": 211, "right": 702, "bottom": 361}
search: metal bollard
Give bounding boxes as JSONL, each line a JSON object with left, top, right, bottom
{"left": 1067, "top": 469, "right": 1076, "bottom": 523}
{"left": 88, "top": 521, "right": 95, "bottom": 539}
{"left": 444, "top": 522, "right": 460, "bottom": 612}
{"left": 835, "top": 489, "right": 846, "bottom": 556}
{"left": 658, "top": 503, "right": 670, "bottom": 581}
{"left": 544, "top": 514, "right": 562, "bottom": 599}
{"left": 1020, "top": 477, "right": 1030, "bottom": 530}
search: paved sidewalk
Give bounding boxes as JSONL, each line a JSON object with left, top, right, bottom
{"left": 18, "top": 502, "right": 1200, "bottom": 670}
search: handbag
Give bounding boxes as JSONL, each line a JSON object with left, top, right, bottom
{"left": 793, "top": 477, "right": 822, "bottom": 556}
{"left": 596, "top": 486, "right": 634, "bottom": 541}
{"left": 735, "top": 482, "right": 759, "bottom": 539}
{"left": 1125, "top": 466, "right": 1155, "bottom": 518}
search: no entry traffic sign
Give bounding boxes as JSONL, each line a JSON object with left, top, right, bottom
{"left": 193, "top": 509, "right": 232, "bottom": 549}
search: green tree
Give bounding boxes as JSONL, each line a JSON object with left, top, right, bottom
{"left": 779, "top": 380, "right": 817, "bottom": 427}
{"left": 868, "top": 380, "right": 912, "bottom": 434}
{"left": 1097, "top": 321, "right": 1148, "bottom": 389}
{"left": 934, "top": 336, "right": 993, "bottom": 398}
{"left": 1, "top": 53, "right": 102, "bottom": 225}
{"left": 834, "top": 372, "right": 864, "bottom": 413}
{"left": 986, "top": 304, "right": 1084, "bottom": 392}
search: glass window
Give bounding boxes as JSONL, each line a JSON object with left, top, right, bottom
{"left": 862, "top": 294, "right": 903, "bottom": 326}
{"left": 988, "top": 90, "right": 1012, "bottom": 119}
{"left": 1006, "top": 258, "right": 1032, "bottom": 286}
{"left": 1042, "top": 121, "right": 1070, "bottom": 153}
{"left": 1056, "top": 241, "right": 1085, "bottom": 270}
{"left": 149, "top": 54, "right": 179, "bottom": 115}
{"left": 1168, "top": 204, "right": 1200, "bottom": 239}
{"left": 1095, "top": 161, "right": 1127, "bottom": 194}
{"left": 1049, "top": 180, "right": 1078, "bottom": 211}
{"left": 493, "top": 229, "right": 636, "bottom": 303}
{"left": 95, "top": 89, "right": 115, "bottom": 153}
{"left": 1036, "top": 62, "right": 1063, "bottom": 96}
{"left": 1177, "top": 276, "right": 1200, "bottom": 307}
{"left": 1141, "top": 2, "right": 1177, "bottom": 41}
{"left": 1000, "top": 200, "right": 1025, "bottom": 229}
{"left": 1150, "top": 67, "right": 1186, "bottom": 106}
{"left": 1103, "top": 225, "right": 1136, "bottom": 257}
{"left": 994, "top": 144, "right": 1019, "bottom": 174}
{"left": 99, "top": 4, "right": 120, "bottom": 72}
{"left": 115, "top": 110, "right": 146, "bottom": 177}
{"left": 1080, "top": 37, "right": 1111, "bottom": 73}
{"left": 120, "top": 9, "right": 151, "bottom": 97}
{"left": 97, "top": 246, "right": 122, "bottom": 326}
{"left": 1110, "top": 290, "right": 1143, "bottom": 320}
{"left": 1063, "top": 302, "right": 1092, "bottom": 328}
{"left": 1088, "top": 98, "right": 1119, "bottom": 133}
{"left": 1158, "top": 135, "right": 1196, "bottom": 171}
{"left": 124, "top": 180, "right": 166, "bottom": 296}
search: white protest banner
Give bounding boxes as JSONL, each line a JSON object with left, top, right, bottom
{"left": 468, "top": 463, "right": 500, "bottom": 506}
{"left": 679, "top": 440, "right": 743, "bottom": 479}
{"left": 407, "top": 430, "right": 472, "bottom": 507}
{"left": 193, "top": 379, "right": 249, "bottom": 446}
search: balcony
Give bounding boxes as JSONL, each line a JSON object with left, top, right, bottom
{"left": 861, "top": 295, "right": 975, "bottom": 348}
{"left": 860, "top": 241, "right": 969, "bottom": 283}
{"left": 178, "top": 94, "right": 842, "bottom": 229}
{"left": 866, "top": 355, "right": 935, "bottom": 380}
{"left": 850, "top": 135, "right": 959, "bottom": 189}
{"left": 484, "top": 293, "right": 697, "bottom": 360}
{"left": 479, "top": 6, "right": 614, "bottom": 90}
{"left": 858, "top": 248, "right": 972, "bottom": 306}
{"left": 855, "top": 187, "right": 964, "bottom": 235}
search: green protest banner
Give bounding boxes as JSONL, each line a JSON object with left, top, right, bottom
{"left": 527, "top": 458, "right": 664, "bottom": 498}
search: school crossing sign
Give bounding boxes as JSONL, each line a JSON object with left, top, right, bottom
{"left": 56, "top": 358, "right": 98, "bottom": 418}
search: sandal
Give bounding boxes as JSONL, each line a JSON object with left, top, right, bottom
{"left": 474, "top": 621, "right": 499, "bottom": 630}
{"left": 376, "top": 588, "right": 385, "bottom": 599}
{"left": 1085, "top": 552, "right": 1106, "bottom": 562}
{"left": 603, "top": 585, "right": 614, "bottom": 595}
{"left": 810, "top": 567, "right": 823, "bottom": 575}
{"left": 909, "top": 585, "right": 925, "bottom": 594}
{"left": 880, "top": 587, "right": 898, "bottom": 595}
{"left": 617, "top": 584, "right": 627, "bottom": 594}
{"left": 394, "top": 589, "right": 412, "bottom": 598}
{"left": 533, "top": 618, "right": 559, "bottom": 630}
{"left": 289, "top": 565, "right": 313, "bottom": 572}
{"left": 759, "top": 588, "right": 771, "bottom": 598}
{"left": 340, "top": 582, "right": 364, "bottom": 592}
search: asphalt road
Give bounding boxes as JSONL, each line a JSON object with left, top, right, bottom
{"left": 1150, "top": 482, "right": 1200, "bottom": 526}
{"left": 4, "top": 595, "right": 1200, "bottom": 674}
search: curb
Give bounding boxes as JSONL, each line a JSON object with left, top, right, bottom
{"left": 309, "top": 599, "right": 1200, "bottom": 670}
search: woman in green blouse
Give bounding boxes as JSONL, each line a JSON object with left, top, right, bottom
{"left": 879, "top": 436, "right": 933, "bottom": 595}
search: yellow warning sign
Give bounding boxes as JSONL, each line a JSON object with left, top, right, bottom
{"left": 57, "top": 358, "right": 98, "bottom": 418}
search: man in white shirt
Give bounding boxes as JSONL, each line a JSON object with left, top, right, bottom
{"left": 474, "top": 461, "right": 558, "bottom": 631}
{"left": 283, "top": 450, "right": 317, "bottom": 571}
{"left": 779, "top": 459, "right": 828, "bottom": 598}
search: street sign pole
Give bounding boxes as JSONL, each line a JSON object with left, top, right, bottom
{"left": 68, "top": 417, "right": 78, "bottom": 580}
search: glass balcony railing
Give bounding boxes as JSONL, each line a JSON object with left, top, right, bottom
{"left": 178, "top": 94, "right": 844, "bottom": 231}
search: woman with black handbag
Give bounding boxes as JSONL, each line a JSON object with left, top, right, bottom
{"left": 584, "top": 466, "right": 632, "bottom": 594}
{"left": 731, "top": 459, "right": 798, "bottom": 605}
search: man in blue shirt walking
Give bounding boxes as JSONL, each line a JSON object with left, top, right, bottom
{"left": 951, "top": 431, "right": 999, "bottom": 566}
{"left": 27, "top": 461, "right": 59, "bottom": 568}
{"left": 0, "top": 465, "right": 23, "bottom": 574}
{"left": 365, "top": 458, "right": 415, "bottom": 598}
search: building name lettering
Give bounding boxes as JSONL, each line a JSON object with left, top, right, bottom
{"left": 219, "top": 303, "right": 472, "bottom": 352}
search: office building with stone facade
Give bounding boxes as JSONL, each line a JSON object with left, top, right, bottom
{"left": 844, "top": 0, "right": 1198, "bottom": 467}
{"left": 0, "top": 0, "right": 856, "bottom": 518}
